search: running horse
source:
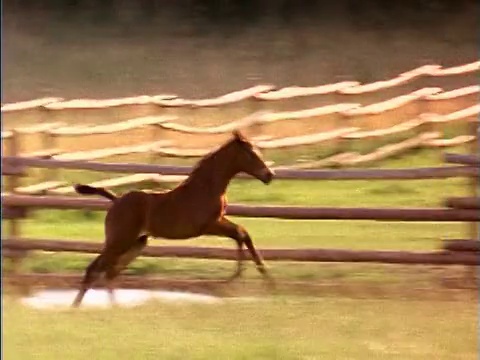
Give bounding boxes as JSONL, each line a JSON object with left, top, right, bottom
{"left": 71, "top": 131, "right": 275, "bottom": 307}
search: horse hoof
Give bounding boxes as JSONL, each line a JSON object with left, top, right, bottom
{"left": 223, "top": 276, "right": 239, "bottom": 284}
{"left": 264, "top": 277, "right": 277, "bottom": 291}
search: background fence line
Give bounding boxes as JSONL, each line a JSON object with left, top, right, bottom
{"left": 2, "top": 86, "right": 477, "bottom": 141}
{"left": 1, "top": 100, "right": 477, "bottom": 159}
{"left": 2, "top": 60, "right": 478, "bottom": 191}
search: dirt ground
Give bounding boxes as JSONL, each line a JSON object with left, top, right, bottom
{"left": 4, "top": 265, "right": 478, "bottom": 303}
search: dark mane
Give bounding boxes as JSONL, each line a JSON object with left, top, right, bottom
{"left": 187, "top": 137, "right": 236, "bottom": 178}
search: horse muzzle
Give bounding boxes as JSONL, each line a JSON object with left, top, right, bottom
{"left": 261, "top": 169, "right": 275, "bottom": 184}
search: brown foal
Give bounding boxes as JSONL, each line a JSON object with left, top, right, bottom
{"left": 71, "top": 131, "right": 275, "bottom": 307}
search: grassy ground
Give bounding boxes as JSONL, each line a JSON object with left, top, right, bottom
{"left": 3, "top": 295, "right": 478, "bottom": 360}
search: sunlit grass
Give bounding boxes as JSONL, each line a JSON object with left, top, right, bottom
{"left": 3, "top": 296, "right": 477, "bottom": 360}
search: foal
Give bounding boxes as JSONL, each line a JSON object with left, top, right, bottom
{"left": 72, "top": 131, "right": 275, "bottom": 307}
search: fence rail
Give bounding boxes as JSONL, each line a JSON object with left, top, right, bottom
{"left": 444, "top": 153, "right": 480, "bottom": 167}
{"left": 3, "top": 194, "right": 480, "bottom": 222}
{"left": 1, "top": 151, "right": 479, "bottom": 290}
{"left": 3, "top": 156, "right": 477, "bottom": 179}
{"left": 2, "top": 91, "right": 477, "bottom": 142}
{"left": 3, "top": 238, "right": 478, "bottom": 265}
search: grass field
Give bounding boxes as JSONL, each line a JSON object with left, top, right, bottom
{"left": 3, "top": 295, "right": 478, "bottom": 360}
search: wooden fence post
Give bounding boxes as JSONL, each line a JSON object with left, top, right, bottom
{"left": 7, "top": 130, "right": 20, "bottom": 194}
{"left": 417, "top": 95, "right": 434, "bottom": 134}
{"left": 468, "top": 121, "right": 479, "bottom": 240}
{"left": 41, "top": 130, "right": 58, "bottom": 181}
{"left": 336, "top": 113, "right": 353, "bottom": 157}
{"left": 248, "top": 98, "right": 266, "bottom": 140}
{"left": 333, "top": 91, "right": 346, "bottom": 156}
{"left": 462, "top": 121, "right": 479, "bottom": 284}
{"left": 6, "top": 130, "right": 26, "bottom": 276}
{"left": 149, "top": 123, "right": 163, "bottom": 163}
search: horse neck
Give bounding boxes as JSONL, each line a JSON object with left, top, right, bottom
{"left": 183, "top": 149, "right": 238, "bottom": 196}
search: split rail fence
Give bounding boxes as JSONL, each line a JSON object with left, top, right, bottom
{"left": 1, "top": 151, "right": 479, "bottom": 290}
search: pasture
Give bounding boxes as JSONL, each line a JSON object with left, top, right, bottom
{"left": 4, "top": 295, "right": 477, "bottom": 360}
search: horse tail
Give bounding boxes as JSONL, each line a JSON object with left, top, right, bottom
{"left": 74, "top": 184, "right": 118, "bottom": 202}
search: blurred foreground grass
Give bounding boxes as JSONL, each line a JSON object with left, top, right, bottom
{"left": 3, "top": 296, "right": 477, "bottom": 360}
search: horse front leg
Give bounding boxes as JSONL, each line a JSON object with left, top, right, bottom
{"left": 205, "top": 217, "right": 274, "bottom": 287}
{"left": 225, "top": 239, "right": 246, "bottom": 282}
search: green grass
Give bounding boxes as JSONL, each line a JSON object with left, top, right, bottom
{"left": 3, "top": 296, "right": 477, "bottom": 360}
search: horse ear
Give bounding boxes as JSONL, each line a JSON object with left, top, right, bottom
{"left": 232, "top": 130, "right": 244, "bottom": 141}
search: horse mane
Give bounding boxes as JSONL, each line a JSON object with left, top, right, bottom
{"left": 182, "top": 137, "right": 237, "bottom": 185}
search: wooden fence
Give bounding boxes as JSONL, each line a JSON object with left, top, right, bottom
{"left": 2, "top": 151, "right": 479, "bottom": 291}
{"left": 2, "top": 60, "right": 478, "bottom": 147}
{"left": 2, "top": 88, "right": 477, "bottom": 154}
{"left": 2, "top": 93, "right": 477, "bottom": 194}
{"left": 2, "top": 61, "right": 478, "bottom": 195}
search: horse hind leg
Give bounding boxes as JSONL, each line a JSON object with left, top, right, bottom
{"left": 72, "top": 254, "right": 106, "bottom": 308}
{"left": 72, "top": 235, "right": 148, "bottom": 308}
{"left": 105, "top": 235, "right": 148, "bottom": 306}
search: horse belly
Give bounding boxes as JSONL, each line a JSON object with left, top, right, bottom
{"left": 147, "top": 207, "right": 222, "bottom": 239}
{"left": 148, "top": 220, "right": 205, "bottom": 239}
{"left": 145, "top": 192, "right": 224, "bottom": 240}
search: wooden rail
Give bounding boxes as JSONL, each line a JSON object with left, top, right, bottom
{"left": 3, "top": 156, "right": 477, "bottom": 179}
{"left": 3, "top": 102, "right": 476, "bottom": 171}
{"left": 4, "top": 90, "right": 476, "bottom": 142}
{"left": 445, "top": 197, "right": 480, "bottom": 210}
{"left": 442, "top": 239, "right": 480, "bottom": 253}
{"left": 3, "top": 194, "right": 480, "bottom": 222}
{"left": 3, "top": 238, "right": 479, "bottom": 265}
{"left": 444, "top": 153, "right": 480, "bottom": 167}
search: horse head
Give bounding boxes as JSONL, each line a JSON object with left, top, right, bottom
{"left": 230, "top": 130, "right": 274, "bottom": 184}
